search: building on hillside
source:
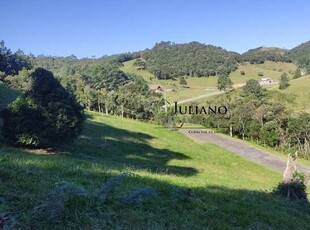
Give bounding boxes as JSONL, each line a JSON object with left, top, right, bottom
{"left": 259, "top": 78, "right": 273, "bottom": 84}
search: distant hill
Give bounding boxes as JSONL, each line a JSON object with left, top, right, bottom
{"left": 241, "top": 47, "right": 291, "bottom": 64}
{"left": 287, "top": 40, "right": 310, "bottom": 74}
{"left": 141, "top": 41, "right": 240, "bottom": 79}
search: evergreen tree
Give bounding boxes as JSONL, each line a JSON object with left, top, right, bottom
{"left": 1, "top": 68, "right": 84, "bottom": 148}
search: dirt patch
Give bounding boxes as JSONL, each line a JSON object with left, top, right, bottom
{"left": 28, "top": 148, "right": 57, "bottom": 155}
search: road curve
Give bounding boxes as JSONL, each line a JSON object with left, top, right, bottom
{"left": 179, "top": 129, "right": 310, "bottom": 174}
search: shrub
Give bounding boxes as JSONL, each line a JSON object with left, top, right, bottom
{"left": 293, "top": 68, "right": 302, "bottom": 79}
{"left": 1, "top": 68, "right": 84, "bottom": 148}
{"left": 279, "top": 72, "right": 290, "bottom": 90}
{"left": 179, "top": 76, "right": 187, "bottom": 86}
{"left": 273, "top": 172, "right": 307, "bottom": 201}
{"left": 240, "top": 70, "right": 245, "bottom": 75}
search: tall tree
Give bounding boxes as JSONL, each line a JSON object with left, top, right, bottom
{"left": 1, "top": 68, "right": 84, "bottom": 148}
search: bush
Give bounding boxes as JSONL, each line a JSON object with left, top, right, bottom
{"left": 1, "top": 68, "right": 84, "bottom": 148}
{"left": 240, "top": 70, "right": 245, "bottom": 75}
{"left": 179, "top": 76, "right": 187, "bottom": 86}
{"left": 293, "top": 68, "right": 302, "bottom": 79}
{"left": 273, "top": 172, "right": 307, "bottom": 201}
{"left": 279, "top": 73, "right": 290, "bottom": 90}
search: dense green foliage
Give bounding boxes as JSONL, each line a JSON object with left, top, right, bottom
{"left": 33, "top": 52, "right": 139, "bottom": 76}
{"left": 142, "top": 41, "right": 239, "bottom": 79}
{"left": 59, "top": 61, "right": 160, "bottom": 119}
{"left": 0, "top": 40, "right": 159, "bottom": 120}
{"left": 0, "top": 40, "right": 32, "bottom": 76}
{"left": 242, "top": 79, "right": 267, "bottom": 98}
{"left": 217, "top": 75, "right": 233, "bottom": 91}
{"left": 288, "top": 40, "right": 310, "bottom": 74}
{"left": 279, "top": 73, "right": 290, "bottom": 89}
{"left": 241, "top": 47, "right": 291, "bottom": 64}
{"left": 1, "top": 68, "right": 84, "bottom": 147}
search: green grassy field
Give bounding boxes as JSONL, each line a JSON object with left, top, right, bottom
{"left": 230, "top": 61, "right": 297, "bottom": 83}
{"left": 121, "top": 60, "right": 297, "bottom": 103}
{"left": 1, "top": 111, "right": 310, "bottom": 229}
{"left": 269, "top": 75, "right": 310, "bottom": 113}
{"left": 0, "top": 83, "right": 21, "bottom": 109}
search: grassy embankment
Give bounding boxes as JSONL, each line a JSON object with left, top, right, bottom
{"left": 1, "top": 110, "right": 310, "bottom": 229}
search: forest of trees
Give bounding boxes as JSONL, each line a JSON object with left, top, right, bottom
{"left": 0, "top": 40, "right": 32, "bottom": 76}
{"left": 141, "top": 41, "right": 240, "bottom": 79}
{"left": 1, "top": 41, "right": 161, "bottom": 121}
{"left": 241, "top": 47, "right": 292, "bottom": 64}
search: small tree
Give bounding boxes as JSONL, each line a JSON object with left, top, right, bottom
{"left": 133, "top": 58, "right": 146, "bottom": 70}
{"left": 1, "top": 68, "right": 84, "bottom": 148}
{"left": 217, "top": 75, "right": 233, "bottom": 92}
{"left": 179, "top": 77, "right": 187, "bottom": 87}
{"left": 242, "top": 79, "right": 266, "bottom": 98}
{"left": 279, "top": 73, "right": 289, "bottom": 90}
{"left": 293, "top": 68, "right": 302, "bottom": 79}
{"left": 240, "top": 70, "right": 245, "bottom": 75}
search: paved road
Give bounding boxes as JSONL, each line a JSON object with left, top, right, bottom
{"left": 179, "top": 129, "right": 310, "bottom": 174}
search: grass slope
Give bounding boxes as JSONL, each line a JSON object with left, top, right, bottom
{"left": 121, "top": 60, "right": 297, "bottom": 102}
{"left": 0, "top": 83, "right": 21, "bottom": 109}
{"left": 1, "top": 111, "right": 310, "bottom": 229}
{"left": 268, "top": 75, "right": 310, "bottom": 113}
{"left": 229, "top": 61, "right": 296, "bottom": 83}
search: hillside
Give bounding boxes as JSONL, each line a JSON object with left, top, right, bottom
{"left": 121, "top": 59, "right": 297, "bottom": 102}
{"left": 288, "top": 40, "right": 310, "bottom": 73}
{"left": 270, "top": 75, "right": 310, "bottom": 113}
{"left": 241, "top": 47, "right": 291, "bottom": 64}
{"left": 141, "top": 41, "right": 240, "bottom": 79}
{"left": 1, "top": 111, "right": 310, "bottom": 228}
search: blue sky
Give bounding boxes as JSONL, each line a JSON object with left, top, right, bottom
{"left": 1, "top": 0, "right": 310, "bottom": 58}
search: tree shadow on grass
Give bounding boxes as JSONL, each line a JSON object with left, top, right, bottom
{"left": 60, "top": 119, "right": 198, "bottom": 177}
{"left": 1, "top": 155, "right": 310, "bottom": 229}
